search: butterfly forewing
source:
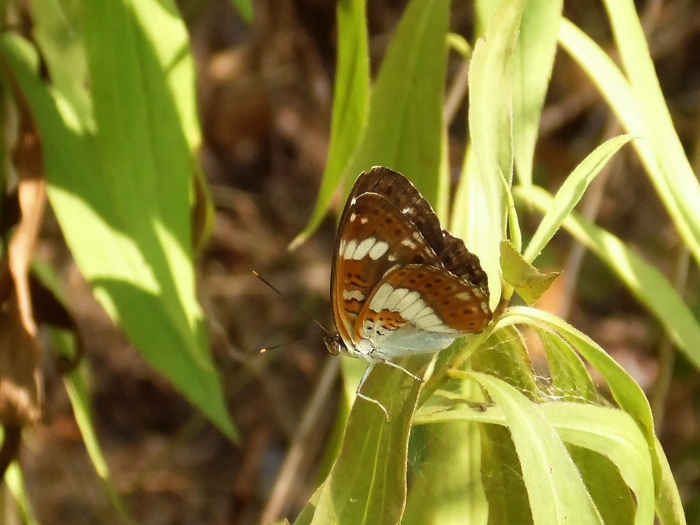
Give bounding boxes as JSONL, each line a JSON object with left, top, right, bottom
{"left": 350, "top": 167, "right": 444, "bottom": 254}
{"left": 331, "top": 192, "right": 441, "bottom": 351}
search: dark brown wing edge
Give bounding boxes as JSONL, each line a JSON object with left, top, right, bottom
{"left": 353, "top": 167, "right": 444, "bottom": 255}
{"left": 440, "top": 232, "right": 489, "bottom": 295}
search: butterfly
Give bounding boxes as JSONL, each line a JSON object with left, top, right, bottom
{"left": 325, "top": 166, "right": 492, "bottom": 419}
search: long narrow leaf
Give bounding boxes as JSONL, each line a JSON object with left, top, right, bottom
{"left": 290, "top": 0, "right": 369, "bottom": 249}
{"left": 403, "top": 380, "right": 488, "bottom": 524}
{"left": 497, "top": 307, "right": 654, "bottom": 438}
{"left": 654, "top": 437, "right": 687, "bottom": 525}
{"left": 303, "top": 359, "right": 426, "bottom": 525}
{"left": 497, "top": 306, "right": 662, "bottom": 491}
{"left": 415, "top": 400, "right": 653, "bottom": 524}
{"left": 537, "top": 329, "right": 598, "bottom": 403}
{"left": 79, "top": 0, "right": 234, "bottom": 439}
{"left": 453, "top": 0, "right": 523, "bottom": 309}
{"left": 0, "top": 14, "right": 236, "bottom": 438}
{"left": 4, "top": 461, "right": 39, "bottom": 525}
{"left": 342, "top": 0, "right": 449, "bottom": 205}
{"left": 513, "top": 0, "right": 563, "bottom": 188}
{"left": 522, "top": 134, "right": 632, "bottom": 262}
{"left": 559, "top": 17, "right": 700, "bottom": 268}
{"left": 468, "top": 373, "right": 603, "bottom": 524}
{"left": 63, "top": 359, "right": 136, "bottom": 523}
{"left": 517, "top": 186, "right": 700, "bottom": 370}
{"left": 541, "top": 403, "right": 654, "bottom": 524}
{"left": 603, "top": 0, "right": 700, "bottom": 267}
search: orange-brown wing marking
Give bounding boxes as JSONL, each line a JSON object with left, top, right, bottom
{"left": 376, "top": 265, "right": 492, "bottom": 333}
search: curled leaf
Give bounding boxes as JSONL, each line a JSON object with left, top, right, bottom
{"left": 500, "top": 240, "right": 560, "bottom": 305}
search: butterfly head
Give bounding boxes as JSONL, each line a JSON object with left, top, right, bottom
{"left": 324, "top": 333, "right": 343, "bottom": 356}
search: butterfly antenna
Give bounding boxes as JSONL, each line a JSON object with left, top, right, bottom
{"left": 252, "top": 271, "right": 330, "bottom": 336}
{"left": 260, "top": 337, "right": 317, "bottom": 354}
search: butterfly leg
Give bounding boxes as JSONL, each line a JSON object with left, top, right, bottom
{"left": 355, "top": 363, "right": 390, "bottom": 421}
{"left": 381, "top": 360, "right": 423, "bottom": 383}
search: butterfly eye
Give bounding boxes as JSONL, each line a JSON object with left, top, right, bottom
{"left": 324, "top": 336, "right": 341, "bottom": 356}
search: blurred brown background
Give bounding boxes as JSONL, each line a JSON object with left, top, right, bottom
{"left": 18, "top": 0, "right": 700, "bottom": 523}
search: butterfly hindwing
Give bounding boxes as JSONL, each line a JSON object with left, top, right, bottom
{"left": 330, "top": 166, "right": 492, "bottom": 364}
{"left": 440, "top": 232, "right": 489, "bottom": 295}
{"left": 355, "top": 264, "right": 491, "bottom": 357}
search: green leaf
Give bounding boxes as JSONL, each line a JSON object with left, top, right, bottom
{"left": 29, "top": 0, "right": 91, "bottom": 122}
{"left": 498, "top": 307, "right": 654, "bottom": 435}
{"left": 513, "top": 0, "right": 563, "bottom": 188}
{"left": 537, "top": 329, "right": 598, "bottom": 403}
{"left": 603, "top": 0, "right": 700, "bottom": 267}
{"left": 4, "top": 458, "right": 39, "bottom": 525}
{"left": 497, "top": 307, "right": 662, "bottom": 489}
{"left": 342, "top": 0, "right": 450, "bottom": 205}
{"left": 541, "top": 403, "right": 653, "bottom": 524}
{"left": 517, "top": 185, "right": 700, "bottom": 372}
{"left": 290, "top": 0, "right": 369, "bottom": 249}
{"left": 568, "top": 447, "right": 636, "bottom": 525}
{"left": 63, "top": 354, "right": 137, "bottom": 524}
{"left": 416, "top": 399, "right": 653, "bottom": 523}
{"left": 0, "top": 5, "right": 236, "bottom": 440}
{"left": 470, "top": 0, "right": 520, "bottom": 190}
{"left": 522, "top": 134, "right": 633, "bottom": 262}
{"left": 471, "top": 325, "right": 539, "bottom": 399}
{"left": 84, "top": 0, "right": 234, "bottom": 439}
{"left": 301, "top": 357, "right": 427, "bottom": 525}
{"left": 32, "top": 260, "right": 135, "bottom": 522}
{"left": 481, "top": 423, "right": 533, "bottom": 525}
{"left": 559, "top": 17, "right": 700, "bottom": 269}
{"left": 468, "top": 373, "right": 604, "bottom": 524}
{"left": 454, "top": 0, "right": 523, "bottom": 309}
{"left": 403, "top": 381, "right": 488, "bottom": 524}
{"left": 653, "top": 437, "right": 687, "bottom": 525}
{"left": 500, "top": 240, "right": 560, "bottom": 305}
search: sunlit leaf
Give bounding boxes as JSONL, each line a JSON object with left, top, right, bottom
{"left": 560, "top": 16, "right": 700, "bottom": 269}
{"left": 342, "top": 0, "right": 449, "bottom": 205}
{"left": 512, "top": 0, "right": 563, "bottom": 188}
{"left": 521, "top": 134, "right": 633, "bottom": 262}
{"left": 0, "top": 7, "right": 236, "bottom": 439}
{"left": 500, "top": 240, "right": 560, "bottom": 305}
{"left": 467, "top": 373, "right": 604, "bottom": 524}
{"left": 517, "top": 186, "right": 700, "bottom": 371}
{"left": 290, "top": 0, "right": 369, "bottom": 249}
{"left": 454, "top": 0, "right": 523, "bottom": 309}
